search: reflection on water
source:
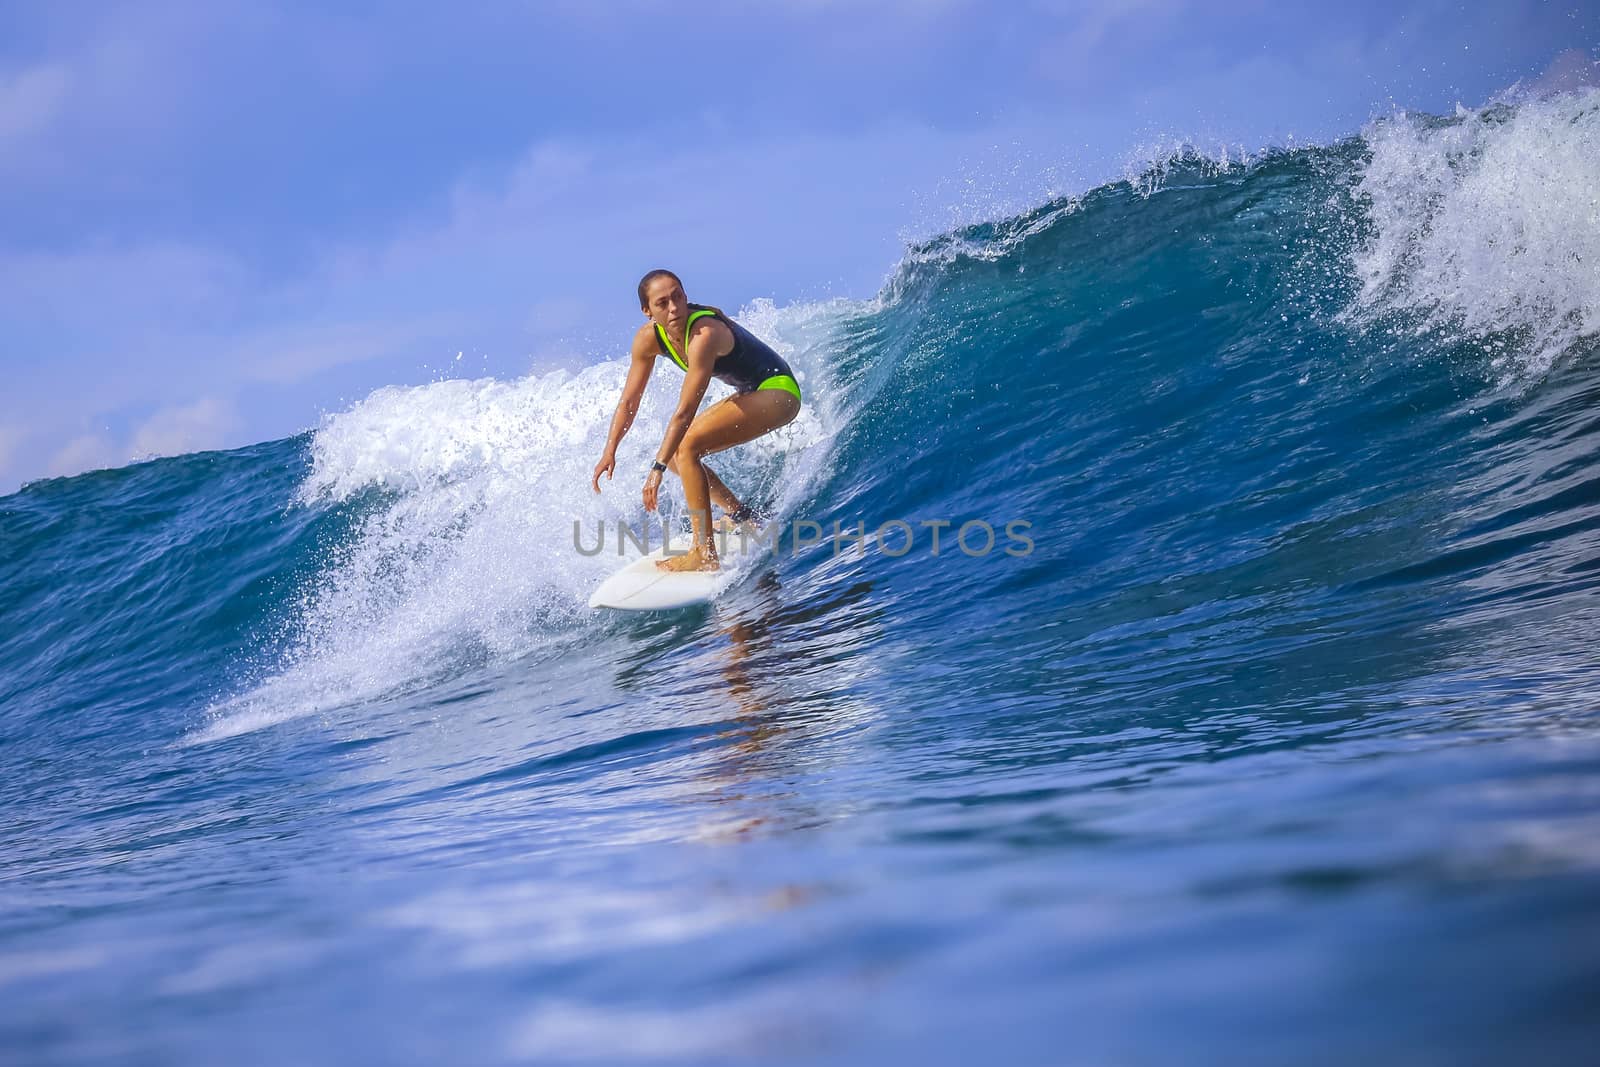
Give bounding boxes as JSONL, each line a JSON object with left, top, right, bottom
{"left": 685, "top": 568, "right": 888, "bottom": 844}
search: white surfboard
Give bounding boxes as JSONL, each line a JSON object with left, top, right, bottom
{"left": 588, "top": 545, "right": 738, "bottom": 611}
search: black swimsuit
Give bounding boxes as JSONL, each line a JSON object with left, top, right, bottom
{"left": 655, "top": 303, "right": 801, "bottom": 401}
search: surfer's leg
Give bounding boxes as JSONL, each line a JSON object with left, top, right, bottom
{"left": 664, "top": 451, "right": 740, "bottom": 515}
{"left": 659, "top": 449, "right": 721, "bottom": 572}
{"left": 657, "top": 389, "right": 800, "bottom": 573}
{"left": 682, "top": 388, "right": 800, "bottom": 461}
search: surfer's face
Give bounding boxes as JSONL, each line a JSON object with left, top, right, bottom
{"left": 643, "top": 278, "right": 688, "bottom": 333}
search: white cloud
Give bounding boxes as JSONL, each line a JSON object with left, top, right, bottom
{"left": 0, "top": 423, "right": 24, "bottom": 473}
{"left": 1031, "top": 0, "right": 1192, "bottom": 70}
{"left": 129, "top": 395, "right": 240, "bottom": 459}
{"left": 234, "top": 319, "right": 447, "bottom": 388}
{"left": 44, "top": 433, "right": 120, "bottom": 480}
{"left": 25, "top": 395, "right": 242, "bottom": 486}
{"left": 0, "top": 63, "right": 70, "bottom": 147}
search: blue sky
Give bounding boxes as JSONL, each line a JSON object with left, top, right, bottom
{"left": 0, "top": 0, "right": 1592, "bottom": 493}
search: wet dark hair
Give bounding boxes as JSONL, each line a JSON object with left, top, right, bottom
{"left": 637, "top": 269, "right": 683, "bottom": 310}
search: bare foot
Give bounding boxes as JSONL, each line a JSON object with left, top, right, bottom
{"left": 657, "top": 544, "right": 721, "bottom": 572}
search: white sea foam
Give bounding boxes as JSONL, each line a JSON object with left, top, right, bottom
{"left": 190, "top": 299, "right": 847, "bottom": 744}
{"left": 895, "top": 198, "right": 1085, "bottom": 275}
{"left": 1121, "top": 136, "right": 1261, "bottom": 198}
{"left": 1347, "top": 87, "right": 1600, "bottom": 377}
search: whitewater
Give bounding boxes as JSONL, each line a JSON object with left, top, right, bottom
{"left": 3, "top": 90, "right": 1599, "bottom": 1064}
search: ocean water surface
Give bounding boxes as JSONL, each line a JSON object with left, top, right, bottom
{"left": 4, "top": 89, "right": 1600, "bottom": 1063}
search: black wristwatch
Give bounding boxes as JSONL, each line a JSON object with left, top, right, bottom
{"left": 650, "top": 460, "right": 667, "bottom": 473}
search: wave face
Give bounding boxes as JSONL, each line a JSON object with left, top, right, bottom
{"left": 4, "top": 90, "right": 1599, "bottom": 1063}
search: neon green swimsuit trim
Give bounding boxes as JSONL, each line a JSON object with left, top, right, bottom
{"left": 655, "top": 309, "right": 717, "bottom": 373}
{"left": 757, "top": 373, "right": 802, "bottom": 402}
{"left": 655, "top": 307, "right": 802, "bottom": 404}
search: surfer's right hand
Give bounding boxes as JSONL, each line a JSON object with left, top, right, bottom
{"left": 591, "top": 453, "right": 615, "bottom": 493}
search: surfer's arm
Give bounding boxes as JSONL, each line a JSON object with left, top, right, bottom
{"left": 610, "top": 330, "right": 658, "bottom": 447}
{"left": 592, "top": 329, "right": 657, "bottom": 492}
{"left": 651, "top": 328, "right": 717, "bottom": 467}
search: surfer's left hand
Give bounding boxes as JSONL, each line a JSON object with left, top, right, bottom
{"left": 642, "top": 469, "right": 662, "bottom": 512}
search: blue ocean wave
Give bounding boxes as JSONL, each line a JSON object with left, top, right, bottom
{"left": 3, "top": 90, "right": 1598, "bottom": 1063}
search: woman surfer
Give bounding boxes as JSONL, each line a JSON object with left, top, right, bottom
{"left": 590, "top": 269, "right": 801, "bottom": 572}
